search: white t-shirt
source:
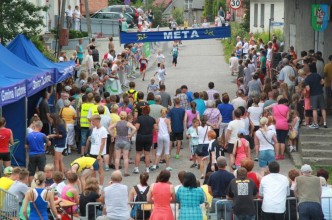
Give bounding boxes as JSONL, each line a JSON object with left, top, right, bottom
{"left": 267, "top": 48, "right": 272, "bottom": 61}
{"left": 229, "top": 56, "right": 239, "bottom": 72}
{"left": 198, "top": 126, "right": 211, "bottom": 144}
{"left": 49, "top": 181, "right": 66, "bottom": 197}
{"left": 227, "top": 119, "right": 245, "bottom": 144}
{"left": 157, "top": 69, "right": 166, "bottom": 81}
{"left": 231, "top": 97, "right": 247, "bottom": 110}
{"left": 90, "top": 126, "right": 108, "bottom": 155}
{"left": 85, "top": 54, "right": 93, "bottom": 69}
{"left": 248, "top": 106, "right": 263, "bottom": 126}
{"left": 156, "top": 54, "right": 165, "bottom": 64}
{"left": 73, "top": 9, "right": 80, "bottom": 20}
{"left": 65, "top": 9, "right": 73, "bottom": 17}
{"left": 236, "top": 41, "right": 242, "bottom": 48}
{"left": 242, "top": 42, "right": 249, "bottom": 54}
{"left": 260, "top": 173, "right": 290, "bottom": 213}
{"left": 255, "top": 129, "right": 275, "bottom": 151}
{"left": 202, "top": 22, "right": 209, "bottom": 28}
{"left": 138, "top": 16, "right": 143, "bottom": 25}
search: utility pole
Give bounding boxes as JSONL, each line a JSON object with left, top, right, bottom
{"left": 84, "top": 0, "right": 92, "bottom": 37}
{"left": 57, "top": 0, "right": 66, "bottom": 59}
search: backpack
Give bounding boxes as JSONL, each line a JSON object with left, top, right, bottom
{"left": 127, "top": 90, "right": 137, "bottom": 105}
{"left": 130, "top": 185, "right": 151, "bottom": 220}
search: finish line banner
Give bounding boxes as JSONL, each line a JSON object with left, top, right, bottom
{"left": 120, "top": 26, "right": 231, "bottom": 44}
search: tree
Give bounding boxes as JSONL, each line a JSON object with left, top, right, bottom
{"left": 241, "top": 0, "right": 250, "bottom": 32}
{"left": 203, "top": 0, "right": 213, "bottom": 22}
{"left": 172, "top": 8, "right": 184, "bottom": 26}
{"left": 0, "top": 0, "right": 47, "bottom": 45}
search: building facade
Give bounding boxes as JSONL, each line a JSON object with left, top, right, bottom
{"left": 284, "top": 0, "right": 332, "bottom": 62}
{"left": 250, "top": 0, "right": 284, "bottom": 33}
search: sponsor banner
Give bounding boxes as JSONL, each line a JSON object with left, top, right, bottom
{"left": 120, "top": 26, "right": 231, "bottom": 44}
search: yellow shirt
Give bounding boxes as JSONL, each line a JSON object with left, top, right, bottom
{"left": 184, "top": 20, "right": 188, "bottom": 28}
{"left": 0, "top": 177, "right": 14, "bottom": 190}
{"left": 324, "top": 62, "right": 332, "bottom": 87}
{"left": 60, "top": 107, "right": 76, "bottom": 124}
{"left": 110, "top": 113, "right": 120, "bottom": 136}
{"left": 70, "top": 157, "right": 96, "bottom": 173}
{"left": 201, "top": 184, "right": 212, "bottom": 220}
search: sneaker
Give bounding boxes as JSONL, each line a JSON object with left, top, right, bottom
{"left": 150, "top": 165, "right": 156, "bottom": 171}
{"left": 190, "top": 163, "right": 197, "bottom": 168}
{"left": 280, "top": 154, "right": 285, "bottom": 160}
{"left": 159, "top": 159, "right": 166, "bottom": 163}
{"left": 133, "top": 167, "right": 139, "bottom": 174}
{"left": 324, "top": 124, "right": 328, "bottom": 128}
{"left": 166, "top": 167, "right": 173, "bottom": 171}
{"left": 275, "top": 155, "right": 279, "bottom": 160}
{"left": 145, "top": 167, "right": 150, "bottom": 173}
{"left": 104, "top": 165, "right": 110, "bottom": 171}
{"left": 175, "top": 154, "right": 180, "bottom": 159}
{"left": 254, "top": 157, "right": 258, "bottom": 162}
{"left": 309, "top": 124, "right": 319, "bottom": 129}
{"left": 289, "top": 146, "right": 294, "bottom": 152}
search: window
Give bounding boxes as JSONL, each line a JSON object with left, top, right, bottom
{"left": 254, "top": 4, "right": 258, "bottom": 27}
{"left": 184, "top": 0, "right": 193, "bottom": 10}
{"left": 260, "top": 4, "right": 265, "bottom": 27}
{"left": 270, "top": 4, "right": 274, "bottom": 19}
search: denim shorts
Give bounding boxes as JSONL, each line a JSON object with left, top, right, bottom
{"left": 258, "top": 149, "right": 275, "bottom": 168}
{"left": 115, "top": 140, "right": 130, "bottom": 150}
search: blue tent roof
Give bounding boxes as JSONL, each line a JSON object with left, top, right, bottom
{"left": 0, "top": 44, "right": 55, "bottom": 104}
{"left": 7, "top": 34, "right": 75, "bottom": 83}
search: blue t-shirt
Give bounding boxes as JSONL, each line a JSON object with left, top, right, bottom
{"left": 186, "top": 91, "right": 193, "bottom": 103}
{"left": 217, "top": 103, "right": 234, "bottom": 123}
{"left": 193, "top": 98, "right": 206, "bottom": 116}
{"left": 305, "top": 72, "right": 323, "bottom": 96}
{"left": 207, "top": 169, "right": 235, "bottom": 197}
{"left": 167, "top": 107, "right": 185, "bottom": 133}
{"left": 53, "top": 124, "right": 67, "bottom": 148}
{"left": 26, "top": 132, "right": 48, "bottom": 156}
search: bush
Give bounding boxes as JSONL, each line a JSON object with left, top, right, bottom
{"left": 49, "top": 29, "right": 88, "bottom": 39}
{"left": 172, "top": 8, "right": 184, "bottom": 25}
{"left": 30, "top": 35, "right": 57, "bottom": 62}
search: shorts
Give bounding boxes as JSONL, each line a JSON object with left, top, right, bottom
{"left": 136, "top": 134, "right": 153, "bottom": 152}
{"left": 310, "top": 94, "right": 326, "bottom": 110}
{"left": 157, "top": 135, "right": 170, "bottom": 156}
{"left": 140, "top": 64, "right": 146, "bottom": 72}
{"left": 54, "top": 147, "right": 65, "bottom": 153}
{"left": 258, "top": 149, "right": 275, "bottom": 168}
{"left": 90, "top": 154, "right": 104, "bottom": 159}
{"left": 106, "top": 134, "right": 111, "bottom": 154}
{"left": 170, "top": 132, "right": 183, "bottom": 141}
{"left": 80, "top": 128, "right": 91, "bottom": 147}
{"left": 190, "top": 145, "right": 198, "bottom": 155}
{"left": 28, "top": 154, "right": 46, "bottom": 176}
{"left": 0, "top": 152, "right": 10, "bottom": 161}
{"left": 305, "top": 110, "right": 313, "bottom": 117}
{"left": 227, "top": 143, "right": 235, "bottom": 154}
{"left": 276, "top": 129, "right": 288, "bottom": 144}
{"left": 115, "top": 140, "right": 130, "bottom": 150}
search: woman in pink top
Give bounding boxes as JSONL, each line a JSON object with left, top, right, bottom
{"left": 185, "top": 102, "right": 200, "bottom": 128}
{"left": 117, "top": 97, "right": 132, "bottom": 116}
{"left": 61, "top": 172, "right": 79, "bottom": 214}
{"left": 233, "top": 129, "right": 251, "bottom": 168}
{"left": 272, "top": 98, "right": 289, "bottom": 160}
{"left": 147, "top": 170, "right": 175, "bottom": 220}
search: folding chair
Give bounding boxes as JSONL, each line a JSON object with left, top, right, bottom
{"left": 10, "top": 139, "right": 21, "bottom": 167}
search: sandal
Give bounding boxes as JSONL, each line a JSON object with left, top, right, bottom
{"left": 124, "top": 173, "right": 130, "bottom": 177}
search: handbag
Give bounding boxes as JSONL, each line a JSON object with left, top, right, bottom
{"left": 289, "top": 130, "right": 297, "bottom": 140}
{"left": 195, "top": 126, "right": 209, "bottom": 156}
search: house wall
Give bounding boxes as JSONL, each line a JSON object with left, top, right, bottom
{"left": 284, "top": 0, "right": 332, "bottom": 62}
{"left": 250, "top": 0, "right": 284, "bottom": 33}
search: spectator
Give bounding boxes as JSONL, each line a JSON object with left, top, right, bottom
{"left": 240, "top": 159, "right": 262, "bottom": 191}
{"left": 176, "top": 172, "right": 205, "bottom": 220}
{"left": 294, "top": 164, "right": 324, "bottom": 220}
{"left": 204, "top": 100, "right": 222, "bottom": 137}
{"left": 278, "top": 58, "right": 296, "bottom": 97}
{"left": 193, "top": 92, "right": 206, "bottom": 116}
{"left": 231, "top": 89, "right": 246, "bottom": 110}
{"left": 61, "top": 172, "right": 79, "bottom": 214}
{"left": 206, "top": 82, "right": 219, "bottom": 101}
{"left": 229, "top": 53, "right": 239, "bottom": 76}
{"left": 286, "top": 169, "right": 300, "bottom": 220}
{"left": 0, "top": 167, "right": 20, "bottom": 190}
{"left": 227, "top": 167, "right": 258, "bottom": 220}
{"left": 98, "top": 105, "right": 112, "bottom": 172}
{"left": 156, "top": 84, "right": 172, "bottom": 109}
{"left": 207, "top": 156, "right": 234, "bottom": 220}
{"left": 260, "top": 161, "right": 289, "bottom": 219}
{"left": 185, "top": 102, "right": 200, "bottom": 129}
{"left": 147, "top": 170, "right": 175, "bottom": 220}
{"left": 26, "top": 120, "right": 51, "bottom": 184}
{"left": 149, "top": 95, "right": 164, "bottom": 120}
{"left": 196, "top": 116, "right": 211, "bottom": 179}
{"left": 247, "top": 73, "right": 262, "bottom": 100}
{"left": 59, "top": 99, "right": 76, "bottom": 155}
{"left": 323, "top": 55, "right": 332, "bottom": 114}
{"left": 232, "top": 129, "right": 251, "bottom": 169}
{"left": 129, "top": 172, "right": 150, "bottom": 220}
{"left": 0, "top": 117, "right": 14, "bottom": 168}
{"left": 101, "top": 170, "right": 130, "bottom": 220}
{"left": 49, "top": 171, "right": 66, "bottom": 196}
{"left": 79, "top": 177, "right": 103, "bottom": 219}
{"left": 38, "top": 91, "right": 52, "bottom": 135}
{"left": 23, "top": 172, "right": 58, "bottom": 220}
{"left": 204, "top": 130, "right": 221, "bottom": 181}
{"left": 320, "top": 176, "right": 332, "bottom": 220}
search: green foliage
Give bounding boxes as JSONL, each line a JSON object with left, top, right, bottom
{"left": 151, "top": 2, "right": 167, "bottom": 28}
{"left": 241, "top": 0, "right": 250, "bottom": 32}
{"left": 221, "top": 22, "right": 284, "bottom": 62}
{"left": 0, "top": 0, "right": 48, "bottom": 44}
{"left": 203, "top": 0, "right": 213, "bottom": 21}
{"left": 108, "top": 0, "right": 123, "bottom": 5}
{"left": 50, "top": 29, "right": 88, "bottom": 39}
{"left": 212, "top": 0, "right": 226, "bottom": 18}
{"left": 30, "top": 35, "right": 56, "bottom": 62}
{"left": 172, "top": 8, "right": 184, "bottom": 26}
{"left": 204, "top": 0, "right": 225, "bottom": 22}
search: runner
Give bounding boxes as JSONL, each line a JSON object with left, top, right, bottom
{"left": 139, "top": 54, "right": 149, "bottom": 81}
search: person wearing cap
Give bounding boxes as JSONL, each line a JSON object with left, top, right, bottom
{"left": 319, "top": 176, "right": 332, "bottom": 219}
{"left": 59, "top": 99, "right": 76, "bottom": 155}
{"left": 294, "top": 164, "right": 324, "bottom": 219}
{"left": 0, "top": 167, "right": 21, "bottom": 190}
{"left": 87, "top": 115, "right": 107, "bottom": 187}
{"left": 259, "top": 161, "right": 289, "bottom": 219}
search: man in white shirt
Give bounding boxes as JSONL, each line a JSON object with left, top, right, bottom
{"left": 73, "top": 5, "right": 81, "bottom": 31}
{"left": 279, "top": 58, "right": 296, "bottom": 96}
{"left": 260, "top": 161, "right": 290, "bottom": 219}
{"left": 242, "top": 38, "right": 249, "bottom": 57}
{"left": 85, "top": 49, "right": 94, "bottom": 74}
{"left": 231, "top": 89, "right": 247, "bottom": 110}
{"left": 225, "top": 108, "right": 245, "bottom": 170}
{"left": 65, "top": 5, "right": 73, "bottom": 29}
{"left": 229, "top": 53, "right": 239, "bottom": 76}
{"left": 89, "top": 115, "right": 107, "bottom": 186}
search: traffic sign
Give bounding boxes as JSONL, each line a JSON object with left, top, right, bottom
{"left": 229, "top": 0, "right": 242, "bottom": 10}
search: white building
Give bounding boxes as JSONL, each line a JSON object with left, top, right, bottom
{"left": 249, "top": 0, "right": 284, "bottom": 33}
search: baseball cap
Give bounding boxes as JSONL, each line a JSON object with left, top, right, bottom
{"left": 300, "top": 164, "right": 312, "bottom": 173}
{"left": 92, "top": 160, "right": 99, "bottom": 171}
{"left": 237, "top": 128, "right": 246, "bottom": 135}
{"left": 4, "top": 166, "right": 13, "bottom": 175}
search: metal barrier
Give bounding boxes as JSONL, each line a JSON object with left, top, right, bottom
{"left": 79, "top": 202, "right": 103, "bottom": 220}
{"left": 0, "top": 188, "right": 20, "bottom": 220}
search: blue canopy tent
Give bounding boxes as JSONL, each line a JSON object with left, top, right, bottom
{"left": 7, "top": 34, "right": 75, "bottom": 83}
{"left": 0, "top": 44, "right": 55, "bottom": 166}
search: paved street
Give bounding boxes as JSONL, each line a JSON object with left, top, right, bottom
{"left": 55, "top": 38, "right": 296, "bottom": 188}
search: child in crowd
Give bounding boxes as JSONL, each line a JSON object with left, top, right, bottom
{"left": 49, "top": 171, "right": 66, "bottom": 196}
{"left": 44, "top": 163, "right": 54, "bottom": 187}
{"left": 147, "top": 78, "right": 159, "bottom": 95}
{"left": 232, "top": 129, "right": 250, "bottom": 170}
{"left": 186, "top": 118, "right": 200, "bottom": 168}
{"left": 154, "top": 63, "right": 167, "bottom": 86}
{"left": 61, "top": 172, "right": 79, "bottom": 214}
{"left": 288, "top": 110, "right": 300, "bottom": 152}
{"left": 27, "top": 114, "right": 40, "bottom": 134}
{"left": 139, "top": 54, "right": 148, "bottom": 81}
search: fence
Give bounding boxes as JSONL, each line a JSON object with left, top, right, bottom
{"left": 80, "top": 18, "right": 120, "bottom": 37}
{"left": 0, "top": 188, "right": 20, "bottom": 220}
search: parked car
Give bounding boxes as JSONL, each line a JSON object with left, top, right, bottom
{"left": 91, "top": 12, "right": 135, "bottom": 28}
{"left": 99, "top": 5, "right": 138, "bottom": 24}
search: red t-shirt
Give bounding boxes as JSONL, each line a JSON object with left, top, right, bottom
{"left": 0, "top": 128, "right": 11, "bottom": 153}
